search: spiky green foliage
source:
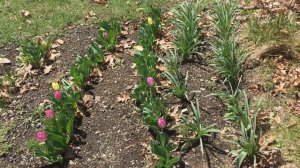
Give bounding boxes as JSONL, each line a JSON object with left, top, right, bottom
{"left": 212, "top": 0, "right": 245, "bottom": 89}
{"left": 230, "top": 92, "right": 261, "bottom": 167}
{"left": 173, "top": 1, "right": 201, "bottom": 61}
{"left": 175, "top": 99, "right": 220, "bottom": 154}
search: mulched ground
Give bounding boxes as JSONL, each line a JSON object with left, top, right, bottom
{"left": 0, "top": 21, "right": 235, "bottom": 167}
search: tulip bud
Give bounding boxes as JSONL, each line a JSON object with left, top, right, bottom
{"left": 45, "top": 109, "right": 55, "bottom": 118}
{"left": 103, "top": 31, "right": 108, "bottom": 38}
{"left": 54, "top": 91, "right": 62, "bottom": 100}
{"left": 157, "top": 117, "right": 166, "bottom": 129}
{"left": 36, "top": 131, "right": 47, "bottom": 142}
{"left": 147, "top": 17, "right": 153, "bottom": 25}
{"left": 146, "top": 77, "right": 155, "bottom": 86}
{"left": 51, "top": 82, "right": 60, "bottom": 91}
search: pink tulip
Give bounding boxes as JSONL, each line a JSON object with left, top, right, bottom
{"left": 45, "top": 109, "right": 55, "bottom": 118}
{"left": 54, "top": 91, "right": 62, "bottom": 100}
{"left": 103, "top": 31, "right": 108, "bottom": 38}
{"left": 146, "top": 77, "right": 155, "bottom": 86}
{"left": 157, "top": 117, "right": 166, "bottom": 129}
{"left": 36, "top": 131, "right": 47, "bottom": 142}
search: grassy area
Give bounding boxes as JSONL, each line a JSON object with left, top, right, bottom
{"left": 0, "top": 0, "right": 167, "bottom": 46}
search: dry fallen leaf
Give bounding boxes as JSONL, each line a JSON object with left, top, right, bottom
{"left": 92, "top": 0, "right": 107, "bottom": 4}
{"left": 49, "top": 51, "right": 61, "bottom": 61}
{"left": 0, "top": 58, "right": 11, "bottom": 64}
{"left": 117, "top": 94, "right": 130, "bottom": 103}
{"left": 21, "top": 10, "right": 31, "bottom": 18}
{"left": 91, "top": 68, "right": 103, "bottom": 77}
{"left": 44, "top": 65, "right": 53, "bottom": 75}
{"left": 55, "top": 39, "right": 64, "bottom": 45}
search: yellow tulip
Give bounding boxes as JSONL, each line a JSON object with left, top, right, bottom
{"left": 147, "top": 17, "right": 153, "bottom": 25}
{"left": 52, "top": 82, "right": 60, "bottom": 91}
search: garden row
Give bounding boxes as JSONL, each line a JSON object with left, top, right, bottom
{"left": 24, "top": 19, "right": 122, "bottom": 162}
{"left": 133, "top": 1, "right": 263, "bottom": 167}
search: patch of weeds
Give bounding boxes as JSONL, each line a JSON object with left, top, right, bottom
{"left": 0, "top": 122, "right": 14, "bottom": 156}
{"left": 247, "top": 14, "right": 297, "bottom": 45}
{"left": 25, "top": 105, "right": 44, "bottom": 128}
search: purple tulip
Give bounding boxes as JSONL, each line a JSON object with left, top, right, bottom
{"left": 36, "top": 131, "right": 47, "bottom": 142}
{"left": 146, "top": 77, "right": 155, "bottom": 86}
{"left": 157, "top": 117, "right": 166, "bottom": 129}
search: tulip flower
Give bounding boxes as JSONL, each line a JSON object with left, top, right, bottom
{"left": 146, "top": 77, "right": 155, "bottom": 86}
{"left": 54, "top": 91, "right": 62, "bottom": 100}
{"left": 36, "top": 131, "right": 47, "bottom": 142}
{"left": 45, "top": 109, "right": 55, "bottom": 119}
{"left": 157, "top": 117, "right": 166, "bottom": 129}
{"left": 103, "top": 31, "right": 108, "bottom": 38}
{"left": 51, "top": 82, "right": 60, "bottom": 91}
{"left": 147, "top": 17, "right": 153, "bottom": 25}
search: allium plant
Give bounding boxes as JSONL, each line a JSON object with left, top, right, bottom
{"left": 212, "top": 0, "right": 245, "bottom": 89}
{"left": 96, "top": 20, "right": 121, "bottom": 51}
{"left": 230, "top": 94, "right": 261, "bottom": 168}
{"left": 163, "top": 71, "right": 189, "bottom": 101}
{"left": 173, "top": 1, "right": 201, "bottom": 61}
{"left": 27, "top": 80, "right": 80, "bottom": 162}
{"left": 175, "top": 99, "right": 220, "bottom": 154}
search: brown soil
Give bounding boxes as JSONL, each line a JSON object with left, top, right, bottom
{"left": 0, "top": 23, "right": 234, "bottom": 168}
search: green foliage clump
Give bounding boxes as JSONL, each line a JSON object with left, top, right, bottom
{"left": 20, "top": 38, "right": 50, "bottom": 68}
{"left": 97, "top": 20, "right": 121, "bottom": 51}
{"left": 173, "top": 1, "right": 201, "bottom": 61}
{"left": 212, "top": 0, "right": 245, "bottom": 89}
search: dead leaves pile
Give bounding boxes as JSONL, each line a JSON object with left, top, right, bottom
{"left": 272, "top": 58, "right": 300, "bottom": 94}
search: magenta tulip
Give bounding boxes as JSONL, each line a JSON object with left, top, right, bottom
{"left": 36, "top": 131, "right": 47, "bottom": 142}
{"left": 54, "top": 91, "right": 62, "bottom": 100}
{"left": 157, "top": 117, "right": 166, "bottom": 129}
{"left": 146, "top": 77, "right": 155, "bottom": 86}
{"left": 103, "top": 31, "right": 108, "bottom": 38}
{"left": 45, "top": 109, "right": 55, "bottom": 118}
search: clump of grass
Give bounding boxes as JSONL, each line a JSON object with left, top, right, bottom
{"left": 247, "top": 14, "right": 297, "bottom": 45}
{"left": 0, "top": 122, "right": 14, "bottom": 156}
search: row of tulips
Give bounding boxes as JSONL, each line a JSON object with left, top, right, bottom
{"left": 132, "top": 6, "right": 180, "bottom": 167}
{"left": 27, "top": 20, "right": 121, "bottom": 163}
